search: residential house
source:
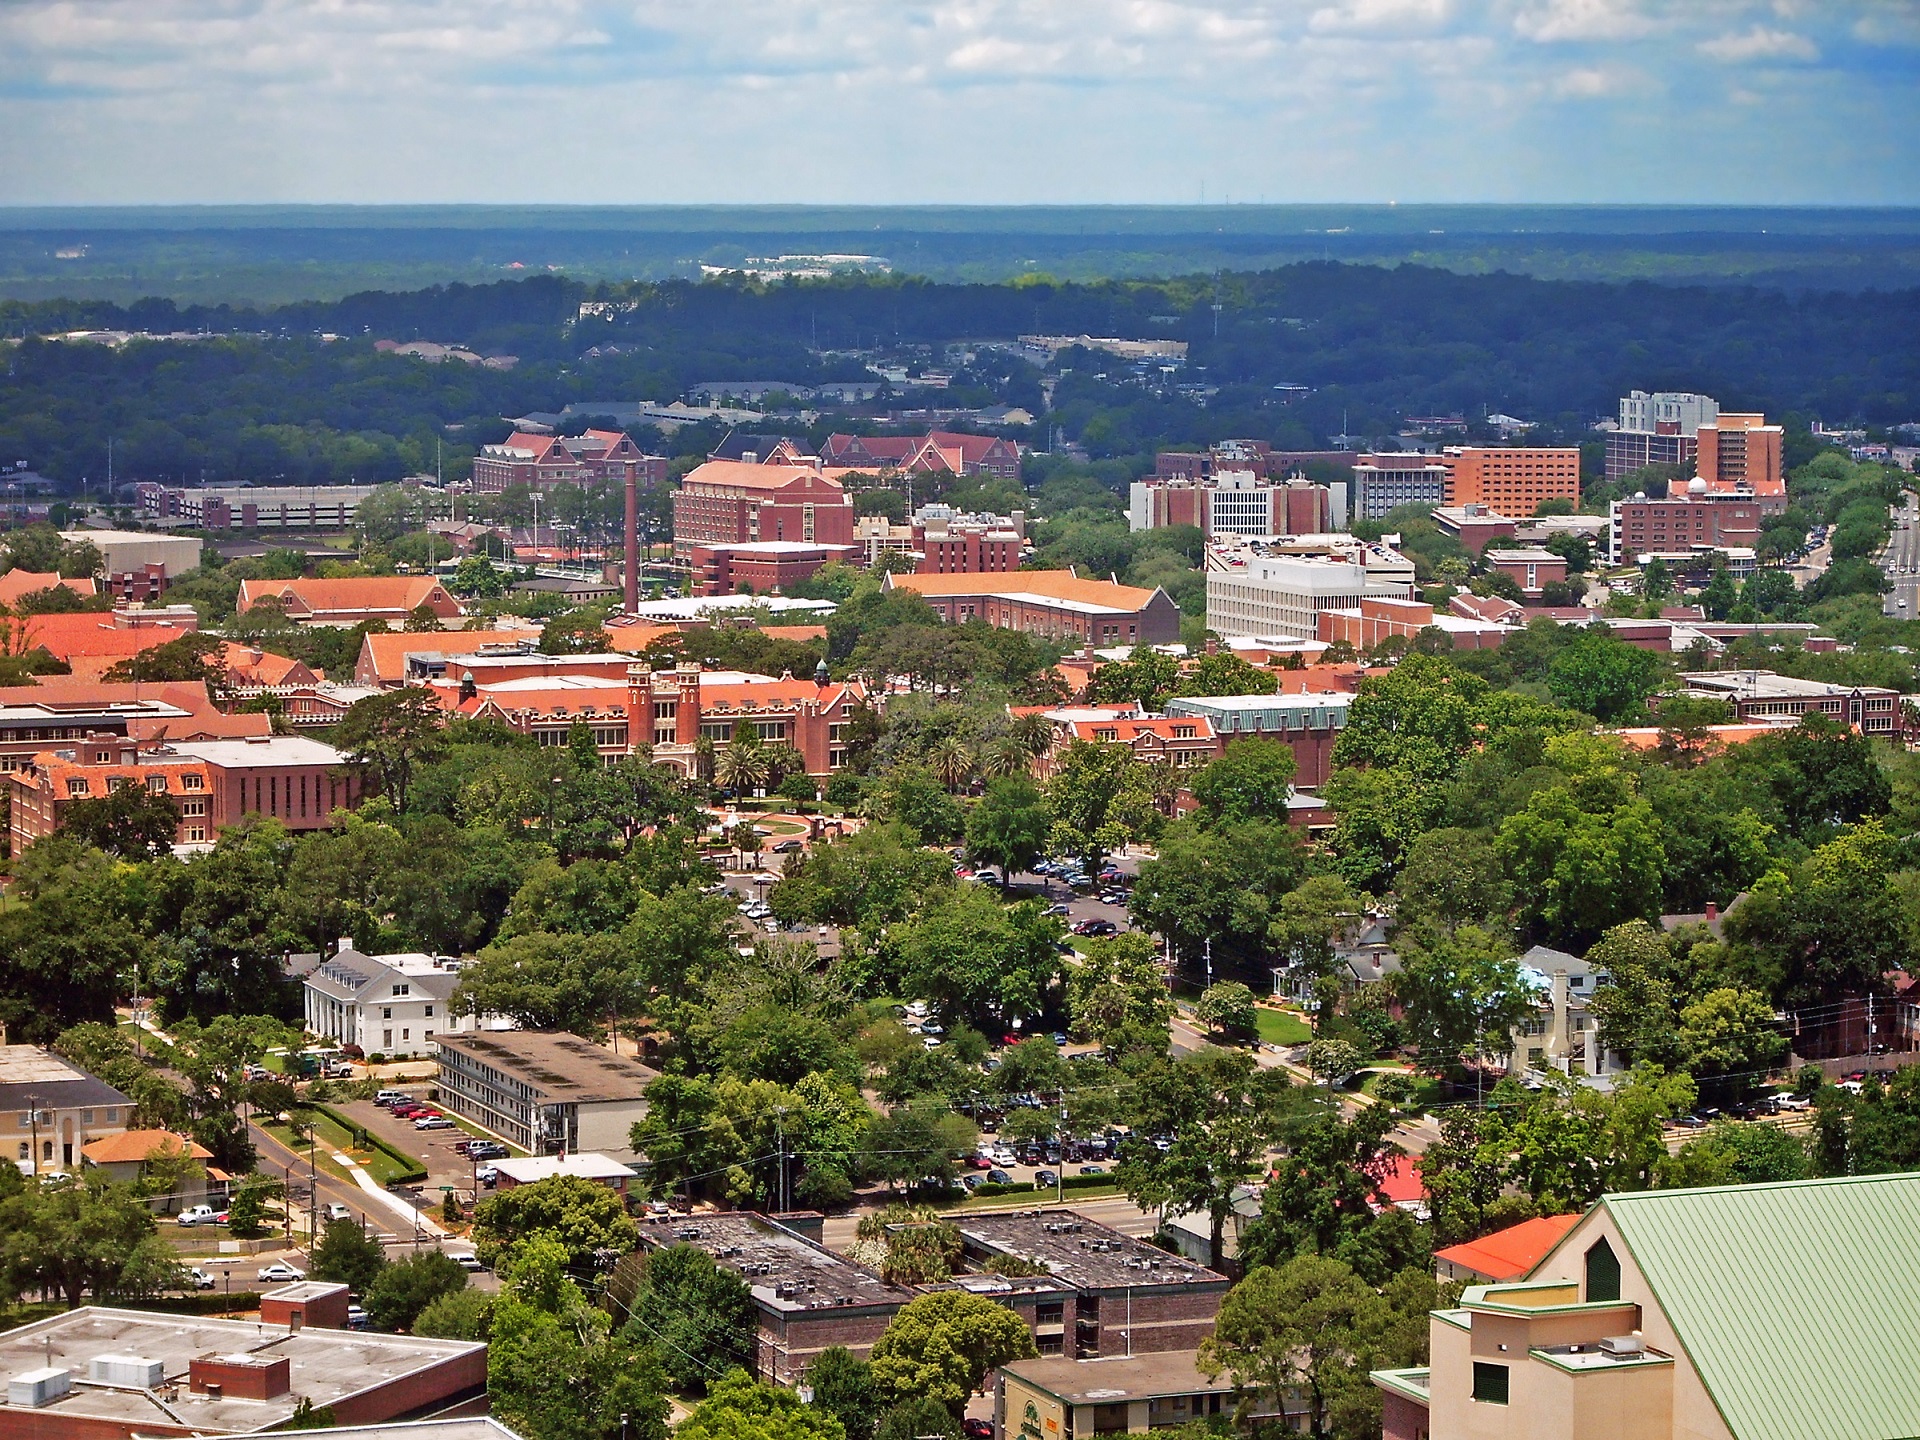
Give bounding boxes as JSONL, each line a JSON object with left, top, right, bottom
{"left": 0, "top": 1045, "right": 132, "bottom": 1175}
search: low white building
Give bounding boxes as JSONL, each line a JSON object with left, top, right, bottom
{"left": 1205, "top": 542, "right": 1414, "bottom": 640}
{"left": 302, "top": 946, "right": 502, "bottom": 1060}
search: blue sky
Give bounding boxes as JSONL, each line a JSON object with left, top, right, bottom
{"left": 0, "top": 0, "right": 1915, "bottom": 205}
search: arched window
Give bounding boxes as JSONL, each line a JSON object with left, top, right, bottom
{"left": 1586, "top": 1236, "right": 1621, "bottom": 1303}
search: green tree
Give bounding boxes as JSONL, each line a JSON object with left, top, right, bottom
{"left": 413, "top": 1287, "right": 495, "bottom": 1340}
{"left": 1395, "top": 926, "right": 1534, "bottom": 1081}
{"left": 1129, "top": 819, "right": 1302, "bottom": 980}
{"left": 1243, "top": 1106, "right": 1424, "bottom": 1285}
{"left": 0, "top": 1174, "right": 175, "bottom": 1308}
{"left": 894, "top": 887, "right": 1062, "bottom": 1026}
{"left": 334, "top": 687, "right": 446, "bottom": 812}
{"left": 365, "top": 1251, "right": 467, "bottom": 1332}
{"left": 1188, "top": 738, "right": 1297, "bottom": 826}
{"left": 1200, "top": 1255, "right": 1392, "bottom": 1440}
{"left": 678, "top": 1370, "right": 846, "bottom": 1440}
{"left": 1390, "top": 827, "right": 1511, "bottom": 938}
{"left": 620, "top": 1245, "right": 755, "bottom": 1394}
{"left": 1062, "top": 933, "right": 1174, "bottom": 1048}
{"left": 770, "top": 824, "right": 954, "bottom": 929}
{"left": 1194, "top": 982, "right": 1258, "bottom": 1042}
{"left": 225, "top": 1179, "right": 275, "bottom": 1240}
{"left": 1117, "top": 1047, "right": 1294, "bottom": 1271}
{"left": 1086, "top": 650, "right": 1182, "bottom": 710}
{"left": 1496, "top": 788, "right": 1667, "bottom": 949}
{"left": 1545, "top": 630, "right": 1662, "bottom": 721}
{"left": 1676, "top": 987, "right": 1790, "bottom": 1098}
{"left": 804, "top": 1348, "right": 883, "bottom": 1440}
{"left": 1659, "top": 1119, "right": 1810, "bottom": 1188}
{"left": 964, "top": 776, "right": 1052, "bottom": 886}
{"left": 63, "top": 780, "right": 182, "bottom": 859}
{"left": 867, "top": 1291, "right": 1038, "bottom": 1413}
{"left": 471, "top": 1174, "right": 639, "bottom": 1272}
{"left": 310, "top": 1218, "right": 387, "bottom": 1294}
{"left": 1045, "top": 740, "right": 1160, "bottom": 872}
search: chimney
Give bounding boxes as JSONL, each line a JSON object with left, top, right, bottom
{"left": 1706, "top": 901, "right": 1718, "bottom": 923}
{"left": 624, "top": 467, "right": 640, "bottom": 614}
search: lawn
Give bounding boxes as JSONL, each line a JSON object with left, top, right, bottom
{"left": 1255, "top": 1008, "right": 1313, "bottom": 1046}
{"left": 1359, "top": 1069, "right": 1448, "bottom": 1110}
{"left": 262, "top": 1110, "right": 415, "bottom": 1188}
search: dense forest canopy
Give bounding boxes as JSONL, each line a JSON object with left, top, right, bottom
{"left": 2, "top": 263, "right": 1915, "bottom": 490}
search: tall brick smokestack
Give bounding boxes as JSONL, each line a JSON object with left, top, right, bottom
{"left": 624, "top": 467, "right": 639, "bottom": 613}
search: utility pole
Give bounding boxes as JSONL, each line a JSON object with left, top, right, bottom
{"left": 25, "top": 1092, "right": 39, "bottom": 1178}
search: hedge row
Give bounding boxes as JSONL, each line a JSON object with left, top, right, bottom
{"left": 309, "top": 1103, "right": 429, "bottom": 1186}
{"left": 972, "top": 1173, "right": 1116, "bottom": 1199}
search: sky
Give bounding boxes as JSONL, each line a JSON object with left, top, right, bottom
{"left": 0, "top": 0, "right": 1916, "bottom": 207}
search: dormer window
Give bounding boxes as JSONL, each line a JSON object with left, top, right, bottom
{"left": 148, "top": 775, "right": 168, "bottom": 794}
{"left": 67, "top": 778, "right": 89, "bottom": 797}
{"left": 182, "top": 773, "right": 204, "bottom": 791}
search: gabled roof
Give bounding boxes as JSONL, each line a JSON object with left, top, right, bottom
{"left": 677, "top": 459, "right": 856, "bottom": 493}
{"left": 82, "top": 1130, "right": 212, "bottom": 1165}
{"left": 1574, "top": 1174, "right": 1920, "bottom": 1440}
{"left": 239, "top": 576, "right": 458, "bottom": 617}
{"left": 0, "top": 570, "right": 96, "bottom": 605}
{"left": 217, "top": 642, "right": 317, "bottom": 687}
{"left": 356, "top": 628, "right": 539, "bottom": 684}
{"left": 15, "top": 613, "right": 199, "bottom": 674}
{"left": 1433, "top": 1213, "right": 1580, "bottom": 1282}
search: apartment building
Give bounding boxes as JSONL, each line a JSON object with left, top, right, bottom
{"left": 883, "top": 571, "right": 1183, "bottom": 648}
{"left": 0, "top": 1045, "right": 131, "bottom": 1175}
{"left": 1352, "top": 455, "right": 1449, "bottom": 521}
{"left": 8, "top": 734, "right": 359, "bottom": 852}
{"left": 470, "top": 429, "right": 664, "bottom": 493}
{"left": 1373, "top": 1174, "right": 1920, "bottom": 1440}
{"left": 433, "top": 1030, "right": 658, "bottom": 1157}
{"left": 1608, "top": 482, "right": 1763, "bottom": 564}
{"left": 1440, "top": 447, "right": 1582, "bottom": 518}
{"left": 672, "top": 459, "right": 858, "bottom": 557}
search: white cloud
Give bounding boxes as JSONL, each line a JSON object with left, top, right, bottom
{"left": 1512, "top": 0, "right": 1654, "bottom": 43}
{"left": 1697, "top": 25, "right": 1820, "bottom": 61}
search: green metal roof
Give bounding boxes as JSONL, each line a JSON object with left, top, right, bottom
{"left": 1600, "top": 1173, "right": 1920, "bottom": 1440}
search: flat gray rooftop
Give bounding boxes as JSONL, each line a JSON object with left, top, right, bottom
{"left": 1001, "top": 1351, "right": 1231, "bottom": 1404}
{"left": 648, "top": 1213, "right": 913, "bottom": 1313}
{"left": 0, "top": 1307, "right": 483, "bottom": 1435}
{"left": 955, "top": 1210, "right": 1226, "bottom": 1291}
{"left": 434, "top": 1030, "right": 659, "bottom": 1104}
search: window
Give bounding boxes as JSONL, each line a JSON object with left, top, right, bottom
{"left": 182, "top": 773, "right": 203, "bottom": 791}
{"left": 1471, "top": 1363, "right": 1509, "bottom": 1405}
{"left": 182, "top": 799, "right": 207, "bottom": 817}
{"left": 104, "top": 1108, "right": 118, "bottom": 1123}
{"left": 424, "top": 1005, "right": 434, "bottom": 1018}
{"left": 81, "top": 1110, "right": 93, "bottom": 1124}
{"left": 147, "top": 775, "right": 168, "bottom": 794}
{"left": 383, "top": 1007, "right": 393, "bottom": 1020}
{"left": 1585, "top": 1236, "right": 1622, "bottom": 1303}
{"left": 67, "top": 778, "right": 89, "bottom": 797}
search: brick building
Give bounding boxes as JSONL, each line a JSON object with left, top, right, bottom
{"left": 1483, "top": 547, "right": 1569, "bottom": 599}
{"left": 8, "top": 734, "right": 359, "bottom": 852}
{"left": 1440, "top": 447, "right": 1582, "bottom": 518}
{"left": 1696, "top": 413, "right": 1785, "bottom": 508}
{"left": 0, "top": 1306, "right": 485, "bottom": 1440}
{"left": 470, "top": 430, "right": 664, "bottom": 494}
{"left": 1128, "top": 473, "right": 1344, "bottom": 537}
{"left": 819, "top": 430, "right": 1022, "bottom": 483}
{"left": 1674, "top": 671, "right": 1901, "bottom": 737}
{"left": 672, "top": 460, "right": 858, "bottom": 557}
{"left": 882, "top": 571, "right": 1183, "bottom": 648}
{"left": 0, "top": 681, "right": 271, "bottom": 775}
{"left": 430, "top": 661, "right": 871, "bottom": 776}
{"left": 1607, "top": 482, "right": 1763, "bottom": 565}
{"left": 1022, "top": 706, "right": 1222, "bottom": 777}
{"left": 1316, "top": 596, "right": 1510, "bottom": 653}
{"left": 12, "top": 609, "right": 203, "bottom": 682}
{"left": 1431, "top": 504, "right": 1519, "bottom": 555}
{"left": 686, "top": 542, "right": 862, "bottom": 596}
{"left": 237, "top": 577, "right": 464, "bottom": 627}
{"left": 639, "top": 1208, "right": 1227, "bottom": 1388}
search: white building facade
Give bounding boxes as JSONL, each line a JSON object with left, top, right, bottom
{"left": 1205, "top": 548, "right": 1415, "bottom": 640}
{"left": 302, "top": 948, "right": 501, "bottom": 1059}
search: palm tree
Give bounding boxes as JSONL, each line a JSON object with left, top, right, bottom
{"left": 1143, "top": 758, "right": 1183, "bottom": 817}
{"left": 978, "top": 735, "right": 1034, "bottom": 779}
{"left": 714, "top": 740, "right": 770, "bottom": 796}
{"left": 1008, "top": 711, "right": 1056, "bottom": 760}
{"left": 927, "top": 736, "right": 976, "bottom": 793}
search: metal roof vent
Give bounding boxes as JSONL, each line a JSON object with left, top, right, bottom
{"left": 1599, "top": 1335, "right": 1643, "bottom": 1359}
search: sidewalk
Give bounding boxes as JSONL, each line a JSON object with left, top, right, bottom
{"left": 333, "top": 1150, "right": 449, "bottom": 1239}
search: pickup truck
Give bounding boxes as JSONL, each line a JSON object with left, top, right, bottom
{"left": 176, "top": 1205, "right": 220, "bottom": 1227}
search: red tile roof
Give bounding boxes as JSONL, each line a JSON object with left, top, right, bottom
{"left": 82, "top": 1130, "right": 212, "bottom": 1165}
{"left": 14, "top": 614, "right": 200, "bottom": 677}
{"left": 356, "top": 628, "right": 540, "bottom": 685}
{"left": 1432, "top": 1213, "right": 1582, "bottom": 1282}
{"left": 0, "top": 571, "right": 97, "bottom": 605}
{"left": 238, "top": 576, "right": 457, "bottom": 617}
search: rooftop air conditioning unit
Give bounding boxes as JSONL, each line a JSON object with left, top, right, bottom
{"left": 1599, "top": 1336, "right": 1644, "bottom": 1359}
{"left": 9, "top": 1368, "right": 73, "bottom": 1408}
{"left": 91, "top": 1356, "right": 167, "bottom": 1390}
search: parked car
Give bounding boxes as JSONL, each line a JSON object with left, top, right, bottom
{"left": 257, "top": 1262, "right": 306, "bottom": 1283}
{"left": 448, "top": 1252, "right": 486, "bottom": 1272}
{"left": 414, "top": 1116, "right": 456, "bottom": 1130}
{"left": 1774, "top": 1093, "right": 1812, "bottom": 1111}
{"left": 772, "top": 839, "right": 803, "bottom": 854}
{"left": 176, "top": 1205, "right": 220, "bottom": 1228}
{"left": 1034, "top": 1170, "right": 1059, "bottom": 1187}
{"left": 325, "top": 1202, "right": 353, "bottom": 1223}
{"left": 960, "top": 1175, "right": 981, "bottom": 1192}
{"left": 1079, "top": 1164, "right": 1107, "bottom": 1176}
{"left": 476, "top": 1166, "right": 499, "bottom": 1188}
{"left": 965, "top": 1420, "right": 994, "bottom": 1439}
{"left": 986, "top": 1168, "right": 1012, "bottom": 1185}
{"left": 1043, "top": 902, "right": 1072, "bottom": 916}
{"left": 345, "top": 1304, "right": 370, "bottom": 1331}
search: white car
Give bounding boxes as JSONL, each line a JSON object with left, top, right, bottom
{"left": 185, "top": 1267, "right": 216, "bottom": 1290}
{"left": 448, "top": 1252, "right": 486, "bottom": 1272}
{"left": 176, "top": 1205, "right": 219, "bottom": 1227}
{"left": 257, "top": 1262, "right": 306, "bottom": 1283}
{"left": 325, "top": 1202, "right": 353, "bottom": 1222}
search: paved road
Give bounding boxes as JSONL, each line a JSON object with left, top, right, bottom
{"left": 1883, "top": 493, "right": 1920, "bottom": 618}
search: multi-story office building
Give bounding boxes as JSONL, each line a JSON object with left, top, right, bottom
{"left": 1674, "top": 670, "right": 1900, "bottom": 736}
{"left": 1605, "top": 391, "right": 1719, "bottom": 480}
{"left": 1607, "top": 481, "right": 1763, "bottom": 564}
{"left": 1440, "top": 447, "right": 1582, "bottom": 518}
{"left": 671, "top": 459, "right": 858, "bottom": 557}
{"left": 1129, "top": 472, "right": 1345, "bottom": 536}
{"left": 302, "top": 947, "right": 501, "bottom": 1060}
{"left": 1205, "top": 546, "right": 1415, "bottom": 640}
{"left": 1696, "top": 413, "right": 1785, "bottom": 507}
{"left": 1352, "top": 455, "right": 1449, "bottom": 521}
{"left": 883, "top": 571, "right": 1183, "bottom": 648}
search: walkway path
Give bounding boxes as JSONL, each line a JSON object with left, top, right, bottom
{"left": 335, "top": 1151, "right": 449, "bottom": 1238}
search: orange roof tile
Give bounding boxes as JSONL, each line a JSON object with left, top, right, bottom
{"left": 216, "top": 642, "right": 316, "bottom": 687}
{"left": 238, "top": 576, "right": 456, "bottom": 616}
{"left": 678, "top": 459, "right": 859, "bottom": 492}
{"left": 0, "top": 571, "right": 97, "bottom": 605}
{"left": 82, "top": 1130, "right": 212, "bottom": 1165}
{"left": 1611, "top": 722, "right": 1785, "bottom": 751}
{"left": 356, "top": 628, "right": 540, "bottom": 684}
{"left": 885, "top": 569, "right": 1161, "bottom": 609}
{"left": 15, "top": 614, "right": 200, "bottom": 677}
{"left": 1432, "top": 1213, "right": 1582, "bottom": 1282}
